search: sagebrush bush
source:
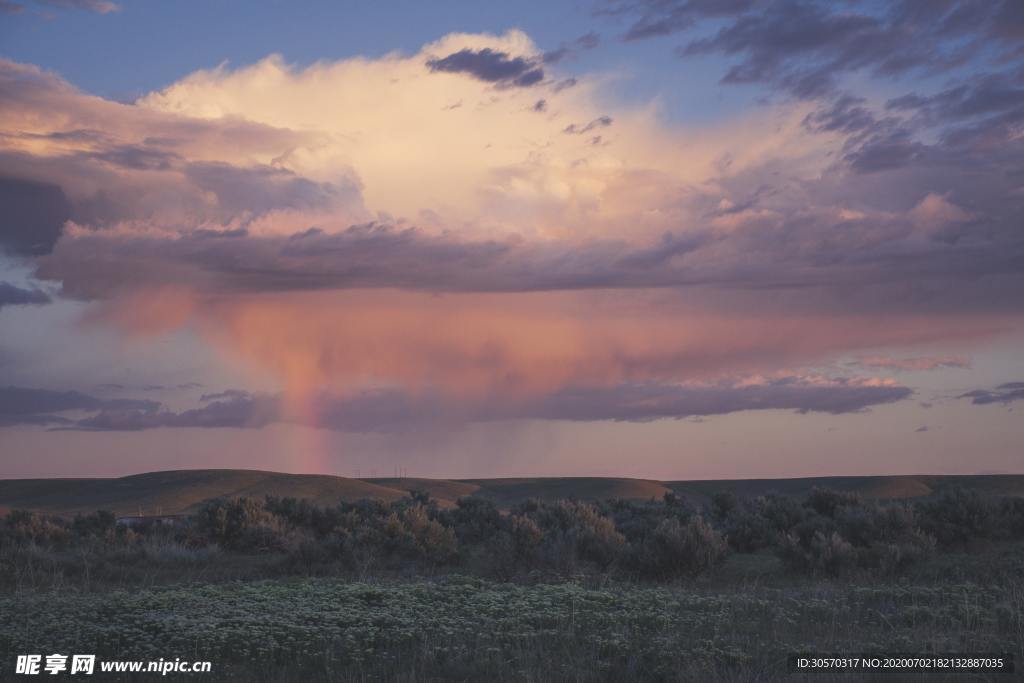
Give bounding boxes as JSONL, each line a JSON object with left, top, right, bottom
{"left": 633, "top": 516, "right": 727, "bottom": 578}
{"left": 915, "top": 487, "right": 995, "bottom": 548}
{"left": 2, "top": 484, "right": 1020, "bottom": 589}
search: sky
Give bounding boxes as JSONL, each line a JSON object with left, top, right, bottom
{"left": 0, "top": 0, "right": 1022, "bottom": 480}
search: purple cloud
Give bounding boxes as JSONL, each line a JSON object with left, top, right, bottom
{"left": 958, "top": 382, "right": 1024, "bottom": 405}
{"left": 426, "top": 48, "right": 544, "bottom": 87}
{"left": 0, "top": 281, "right": 50, "bottom": 308}
{"left": 33, "top": 375, "right": 913, "bottom": 433}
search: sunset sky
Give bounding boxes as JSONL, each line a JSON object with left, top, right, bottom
{"left": 1, "top": 0, "right": 1022, "bottom": 479}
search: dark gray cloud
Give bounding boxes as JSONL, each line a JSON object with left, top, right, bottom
{"left": 607, "top": 1, "right": 1020, "bottom": 98}
{"left": 0, "top": 281, "right": 49, "bottom": 308}
{"left": 93, "top": 382, "right": 202, "bottom": 392}
{"left": 888, "top": 74, "right": 1024, "bottom": 123}
{"left": 37, "top": 374, "right": 913, "bottom": 433}
{"left": 518, "top": 378, "right": 912, "bottom": 423}
{"left": 36, "top": 222, "right": 719, "bottom": 299}
{"left": 427, "top": 48, "right": 544, "bottom": 87}
{"left": 803, "top": 95, "right": 886, "bottom": 136}
{"left": 553, "top": 77, "right": 578, "bottom": 92}
{"left": 543, "top": 32, "right": 602, "bottom": 64}
{"left": 0, "top": 385, "right": 159, "bottom": 427}
{"left": 72, "top": 392, "right": 278, "bottom": 431}
{"left": 563, "top": 116, "right": 613, "bottom": 134}
{"left": 0, "top": 177, "right": 71, "bottom": 256}
{"left": 602, "top": 0, "right": 755, "bottom": 41}
{"left": 958, "top": 382, "right": 1024, "bottom": 405}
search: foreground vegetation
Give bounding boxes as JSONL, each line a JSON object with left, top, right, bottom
{"left": 0, "top": 487, "right": 1022, "bottom": 680}
{"left": 2, "top": 486, "right": 1024, "bottom": 589}
{"left": 1, "top": 575, "right": 1021, "bottom": 681}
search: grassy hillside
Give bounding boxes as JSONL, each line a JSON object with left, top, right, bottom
{"left": 664, "top": 474, "right": 1024, "bottom": 504}
{"left": 1, "top": 469, "right": 1023, "bottom": 516}
{"left": 0, "top": 470, "right": 406, "bottom": 516}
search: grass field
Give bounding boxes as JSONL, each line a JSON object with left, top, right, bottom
{"left": 1, "top": 572, "right": 1020, "bottom": 682}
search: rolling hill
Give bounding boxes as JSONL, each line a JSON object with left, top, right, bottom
{"left": 0, "top": 470, "right": 406, "bottom": 517}
{"left": 0, "top": 469, "right": 1022, "bottom": 517}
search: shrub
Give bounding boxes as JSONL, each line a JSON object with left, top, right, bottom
{"left": 915, "top": 488, "right": 996, "bottom": 548}
{"left": 441, "top": 497, "right": 503, "bottom": 547}
{"left": 521, "top": 501, "right": 626, "bottom": 573}
{"left": 710, "top": 491, "right": 737, "bottom": 521}
{"left": 632, "top": 516, "right": 727, "bottom": 578}
{"left": 194, "top": 498, "right": 284, "bottom": 552}
{"left": 804, "top": 487, "right": 860, "bottom": 517}
{"left": 996, "top": 497, "right": 1024, "bottom": 539}
{"left": 779, "top": 530, "right": 856, "bottom": 577}
{"left": 0, "top": 510, "right": 68, "bottom": 547}
{"left": 72, "top": 510, "right": 119, "bottom": 540}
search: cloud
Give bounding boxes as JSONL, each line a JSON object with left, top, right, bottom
{"left": 182, "top": 161, "right": 359, "bottom": 216}
{"left": 608, "top": 0, "right": 756, "bottom": 41}
{"left": 76, "top": 288, "right": 979, "bottom": 403}
{"left": 2, "top": 30, "right": 1023, "bottom": 417}
{"left": 0, "top": 385, "right": 158, "bottom": 426}
{"left": 427, "top": 48, "right": 544, "bottom": 87}
{"left": 887, "top": 74, "right": 1024, "bottom": 124}
{"left": 38, "top": 373, "right": 912, "bottom": 433}
{"left": 852, "top": 356, "right": 971, "bottom": 372}
{"left": 958, "top": 382, "right": 1024, "bottom": 405}
{"left": 610, "top": 1, "right": 1021, "bottom": 99}
{"left": 0, "top": 281, "right": 50, "bottom": 308}
{"left": 0, "top": 177, "right": 71, "bottom": 256}
{"left": 37, "top": 222, "right": 719, "bottom": 299}
{"left": 1, "top": 0, "right": 118, "bottom": 13}
{"left": 543, "top": 32, "right": 602, "bottom": 64}
{"left": 71, "top": 392, "right": 278, "bottom": 431}
{"left": 563, "top": 115, "right": 613, "bottom": 134}
{"left": 517, "top": 376, "right": 912, "bottom": 423}
{"left": 37, "top": 0, "right": 118, "bottom": 13}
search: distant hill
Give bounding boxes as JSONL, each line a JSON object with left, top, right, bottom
{"left": 663, "top": 474, "right": 1024, "bottom": 505}
{"left": 0, "top": 469, "right": 1022, "bottom": 517}
{"left": 0, "top": 470, "right": 406, "bottom": 517}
